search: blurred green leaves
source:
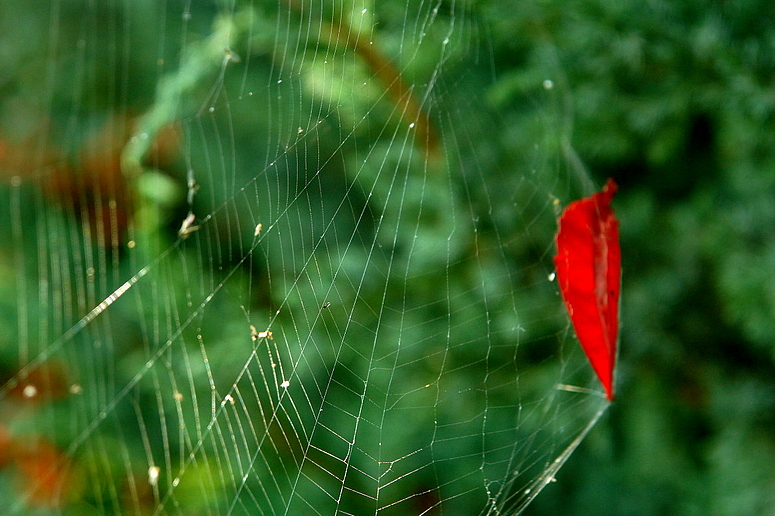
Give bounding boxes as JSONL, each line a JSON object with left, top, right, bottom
{"left": 2, "top": 0, "right": 775, "bottom": 514}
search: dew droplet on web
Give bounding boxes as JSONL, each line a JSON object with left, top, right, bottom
{"left": 148, "top": 466, "right": 160, "bottom": 486}
{"left": 23, "top": 384, "right": 38, "bottom": 398}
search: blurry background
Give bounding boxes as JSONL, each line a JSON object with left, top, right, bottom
{"left": 1, "top": 0, "right": 774, "bottom": 515}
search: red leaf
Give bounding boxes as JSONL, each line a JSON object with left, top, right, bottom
{"left": 554, "top": 179, "right": 620, "bottom": 401}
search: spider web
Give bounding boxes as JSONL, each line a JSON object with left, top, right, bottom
{"left": 0, "top": 1, "right": 610, "bottom": 514}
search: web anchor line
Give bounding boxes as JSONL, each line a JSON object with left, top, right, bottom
{"left": 490, "top": 403, "right": 609, "bottom": 515}
{"left": 0, "top": 255, "right": 165, "bottom": 399}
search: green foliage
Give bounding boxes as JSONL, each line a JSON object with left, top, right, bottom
{"left": 1, "top": 0, "right": 774, "bottom": 514}
{"left": 481, "top": 0, "right": 775, "bottom": 514}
